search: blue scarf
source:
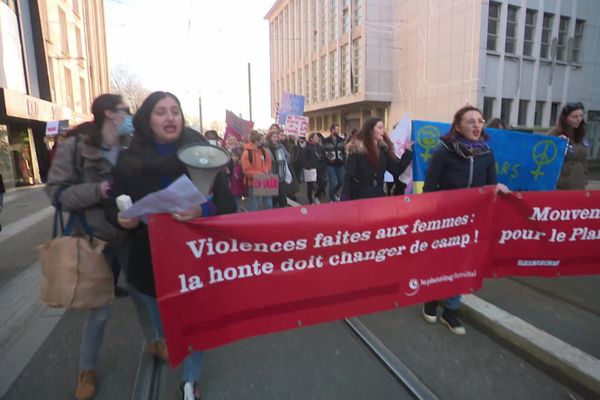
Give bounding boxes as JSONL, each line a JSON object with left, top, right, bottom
{"left": 153, "top": 142, "right": 178, "bottom": 189}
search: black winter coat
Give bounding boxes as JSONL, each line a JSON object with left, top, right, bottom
{"left": 423, "top": 139, "right": 497, "bottom": 193}
{"left": 344, "top": 140, "right": 412, "bottom": 199}
{"left": 301, "top": 142, "right": 327, "bottom": 171}
{"left": 110, "top": 129, "right": 236, "bottom": 297}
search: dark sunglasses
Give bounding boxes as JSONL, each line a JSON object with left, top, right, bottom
{"left": 115, "top": 106, "right": 131, "bottom": 115}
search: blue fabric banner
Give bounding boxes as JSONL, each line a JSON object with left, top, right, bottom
{"left": 411, "top": 120, "right": 567, "bottom": 192}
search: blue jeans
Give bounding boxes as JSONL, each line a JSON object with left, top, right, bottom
{"left": 129, "top": 285, "right": 204, "bottom": 383}
{"left": 247, "top": 186, "right": 273, "bottom": 211}
{"left": 327, "top": 165, "right": 345, "bottom": 201}
{"left": 79, "top": 245, "right": 128, "bottom": 371}
{"left": 445, "top": 295, "right": 462, "bottom": 311}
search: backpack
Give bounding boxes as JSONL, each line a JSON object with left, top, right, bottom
{"left": 245, "top": 147, "right": 266, "bottom": 165}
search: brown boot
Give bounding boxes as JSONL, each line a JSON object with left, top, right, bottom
{"left": 75, "top": 370, "right": 96, "bottom": 400}
{"left": 146, "top": 340, "right": 169, "bottom": 362}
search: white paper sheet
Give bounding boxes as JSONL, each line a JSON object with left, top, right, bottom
{"left": 119, "top": 175, "right": 207, "bottom": 219}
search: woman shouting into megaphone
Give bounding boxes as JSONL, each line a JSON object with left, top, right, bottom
{"left": 109, "top": 91, "right": 236, "bottom": 400}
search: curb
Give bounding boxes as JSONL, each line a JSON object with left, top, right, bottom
{"left": 460, "top": 294, "right": 600, "bottom": 397}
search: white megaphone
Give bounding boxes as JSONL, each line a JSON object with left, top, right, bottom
{"left": 177, "top": 143, "right": 231, "bottom": 196}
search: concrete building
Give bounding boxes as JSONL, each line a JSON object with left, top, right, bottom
{"left": 265, "top": 0, "right": 600, "bottom": 158}
{"left": 0, "top": 0, "right": 109, "bottom": 189}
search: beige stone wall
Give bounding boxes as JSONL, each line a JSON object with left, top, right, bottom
{"left": 389, "top": 0, "right": 483, "bottom": 125}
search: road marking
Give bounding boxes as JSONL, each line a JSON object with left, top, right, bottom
{"left": 0, "top": 206, "right": 54, "bottom": 244}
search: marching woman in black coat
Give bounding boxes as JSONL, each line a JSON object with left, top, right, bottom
{"left": 422, "top": 105, "right": 509, "bottom": 336}
{"left": 344, "top": 117, "right": 412, "bottom": 200}
{"left": 112, "top": 91, "right": 235, "bottom": 400}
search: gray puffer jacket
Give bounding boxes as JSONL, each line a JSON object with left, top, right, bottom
{"left": 45, "top": 134, "right": 126, "bottom": 245}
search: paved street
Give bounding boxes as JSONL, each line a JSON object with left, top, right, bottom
{"left": 0, "top": 184, "right": 598, "bottom": 399}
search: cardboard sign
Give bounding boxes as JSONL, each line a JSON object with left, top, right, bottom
{"left": 253, "top": 174, "right": 279, "bottom": 196}
{"left": 303, "top": 168, "right": 317, "bottom": 182}
{"left": 284, "top": 115, "right": 309, "bottom": 138}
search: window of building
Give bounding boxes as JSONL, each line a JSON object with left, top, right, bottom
{"left": 73, "top": 0, "right": 80, "bottom": 16}
{"left": 342, "top": 0, "right": 350, "bottom": 33}
{"left": 352, "top": 0, "right": 362, "bottom": 27}
{"left": 505, "top": 6, "right": 519, "bottom": 54}
{"left": 289, "top": 3, "right": 295, "bottom": 66}
{"left": 330, "top": 0, "right": 338, "bottom": 42}
{"left": 64, "top": 67, "right": 74, "bottom": 110}
{"left": 483, "top": 97, "right": 494, "bottom": 122}
{"left": 341, "top": 44, "right": 350, "bottom": 96}
{"left": 540, "top": 13, "right": 553, "bottom": 59}
{"left": 320, "top": 55, "right": 327, "bottom": 101}
{"left": 352, "top": 37, "right": 362, "bottom": 94}
{"left": 557, "top": 16, "right": 570, "bottom": 62}
{"left": 79, "top": 77, "right": 87, "bottom": 113}
{"left": 518, "top": 100, "right": 529, "bottom": 125}
{"left": 320, "top": 0, "right": 327, "bottom": 48}
{"left": 573, "top": 20, "right": 585, "bottom": 63}
{"left": 523, "top": 9, "right": 536, "bottom": 57}
{"left": 487, "top": 2, "right": 500, "bottom": 51}
{"left": 330, "top": 50, "right": 338, "bottom": 99}
{"left": 75, "top": 26, "right": 84, "bottom": 67}
{"left": 291, "top": 72, "right": 296, "bottom": 93}
{"left": 501, "top": 98, "right": 512, "bottom": 125}
{"left": 550, "top": 102, "right": 560, "bottom": 125}
{"left": 311, "top": 1, "right": 317, "bottom": 52}
{"left": 534, "top": 101, "right": 544, "bottom": 126}
{"left": 59, "top": 7, "right": 69, "bottom": 55}
{"left": 311, "top": 61, "right": 318, "bottom": 103}
{"left": 304, "top": 65, "right": 310, "bottom": 101}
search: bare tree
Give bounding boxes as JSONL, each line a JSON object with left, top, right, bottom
{"left": 110, "top": 65, "right": 150, "bottom": 112}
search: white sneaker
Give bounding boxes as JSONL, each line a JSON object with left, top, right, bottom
{"left": 314, "top": 198, "right": 320, "bottom": 204}
{"left": 180, "top": 382, "right": 200, "bottom": 400}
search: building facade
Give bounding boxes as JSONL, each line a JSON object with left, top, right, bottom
{"left": 266, "top": 0, "right": 600, "bottom": 159}
{"left": 0, "top": 0, "right": 109, "bottom": 189}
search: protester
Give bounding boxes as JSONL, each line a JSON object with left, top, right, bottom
{"left": 266, "top": 130, "right": 291, "bottom": 208}
{"left": 112, "top": 91, "right": 235, "bottom": 400}
{"left": 279, "top": 131, "right": 301, "bottom": 200}
{"left": 422, "top": 105, "right": 509, "bottom": 335}
{"left": 322, "top": 124, "right": 346, "bottom": 202}
{"left": 241, "top": 131, "right": 273, "bottom": 211}
{"left": 229, "top": 147, "right": 246, "bottom": 210}
{"left": 224, "top": 134, "right": 239, "bottom": 153}
{"left": 204, "top": 130, "right": 220, "bottom": 146}
{"left": 486, "top": 118, "right": 506, "bottom": 130}
{"left": 344, "top": 117, "right": 412, "bottom": 200}
{"left": 302, "top": 132, "right": 327, "bottom": 204}
{"left": 45, "top": 94, "right": 132, "bottom": 400}
{"left": 548, "top": 102, "right": 589, "bottom": 190}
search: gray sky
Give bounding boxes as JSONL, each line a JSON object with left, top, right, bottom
{"left": 105, "top": 0, "right": 275, "bottom": 129}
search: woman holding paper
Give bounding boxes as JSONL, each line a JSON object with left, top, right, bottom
{"left": 422, "top": 105, "right": 509, "bottom": 336}
{"left": 112, "top": 91, "right": 235, "bottom": 400}
{"left": 45, "top": 94, "right": 133, "bottom": 400}
{"left": 343, "top": 117, "right": 412, "bottom": 200}
{"left": 548, "top": 102, "right": 589, "bottom": 190}
{"left": 302, "top": 132, "right": 328, "bottom": 204}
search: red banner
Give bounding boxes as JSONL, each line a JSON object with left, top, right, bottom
{"left": 149, "top": 187, "right": 495, "bottom": 366}
{"left": 489, "top": 190, "right": 600, "bottom": 277}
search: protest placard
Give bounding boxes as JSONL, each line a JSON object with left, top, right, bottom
{"left": 284, "top": 115, "right": 309, "bottom": 138}
{"left": 253, "top": 174, "right": 279, "bottom": 196}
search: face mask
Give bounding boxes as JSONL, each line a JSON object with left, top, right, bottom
{"left": 117, "top": 114, "right": 134, "bottom": 135}
{"left": 208, "top": 140, "right": 218, "bottom": 146}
